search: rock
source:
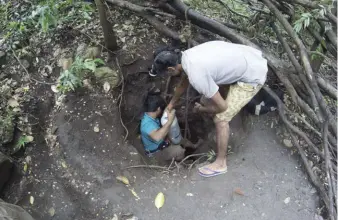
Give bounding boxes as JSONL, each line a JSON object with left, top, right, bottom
{"left": 283, "top": 139, "right": 293, "bottom": 148}
{"left": 94, "top": 67, "right": 120, "bottom": 88}
{"left": 0, "top": 199, "right": 35, "bottom": 220}
{"left": 76, "top": 43, "right": 87, "bottom": 57}
{"left": 0, "top": 152, "right": 13, "bottom": 193}
{"left": 21, "top": 59, "right": 30, "bottom": 69}
{"left": 84, "top": 47, "right": 100, "bottom": 59}
{"left": 283, "top": 197, "right": 290, "bottom": 204}
{"left": 58, "top": 58, "right": 73, "bottom": 71}
{"left": 0, "top": 51, "right": 6, "bottom": 66}
{"left": 0, "top": 113, "right": 15, "bottom": 146}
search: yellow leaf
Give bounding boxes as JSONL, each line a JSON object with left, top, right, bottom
{"left": 8, "top": 98, "right": 19, "bottom": 107}
{"left": 154, "top": 192, "right": 165, "bottom": 211}
{"left": 48, "top": 207, "right": 55, "bottom": 216}
{"left": 116, "top": 176, "right": 129, "bottom": 185}
{"left": 23, "top": 163, "right": 28, "bottom": 172}
{"left": 25, "top": 135, "right": 34, "bottom": 143}
{"left": 93, "top": 125, "right": 99, "bottom": 133}
{"left": 61, "top": 161, "right": 67, "bottom": 168}
{"left": 30, "top": 196, "right": 34, "bottom": 205}
{"left": 129, "top": 188, "right": 140, "bottom": 200}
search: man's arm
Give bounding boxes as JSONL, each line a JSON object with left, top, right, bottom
{"left": 198, "top": 91, "right": 228, "bottom": 114}
{"left": 168, "top": 75, "right": 189, "bottom": 110}
{"left": 149, "top": 110, "right": 176, "bottom": 142}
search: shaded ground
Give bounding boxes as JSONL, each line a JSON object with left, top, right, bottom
{"left": 1, "top": 38, "right": 319, "bottom": 220}
{"left": 3, "top": 85, "right": 318, "bottom": 219}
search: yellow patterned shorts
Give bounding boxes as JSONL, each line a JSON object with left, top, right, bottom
{"left": 202, "top": 82, "right": 262, "bottom": 122}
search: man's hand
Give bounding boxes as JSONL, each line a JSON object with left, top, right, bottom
{"left": 167, "top": 102, "right": 174, "bottom": 112}
{"left": 167, "top": 109, "right": 176, "bottom": 123}
{"left": 193, "top": 102, "right": 203, "bottom": 113}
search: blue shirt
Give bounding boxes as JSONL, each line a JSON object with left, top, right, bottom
{"left": 140, "top": 113, "right": 163, "bottom": 151}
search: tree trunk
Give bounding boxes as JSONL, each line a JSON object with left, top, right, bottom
{"left": 95, "top": 0, "right": 118, "bottom": 51}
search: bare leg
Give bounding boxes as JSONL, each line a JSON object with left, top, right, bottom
{"left": 198, "top": 119, "right": 228, "bottom": 174}
{"left": 214, "top": 120, "right": 229, "bottom": 168}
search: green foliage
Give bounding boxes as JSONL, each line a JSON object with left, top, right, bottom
{"left": 16, "top": 136, "right": 31, "bottom": 148}
{"left": 311, "top": 41, "right": 326, "bottom": 61}
{"left": 207, "top": 150, "right": 216, "bottom": 162}
{"left": 57, "top": 57, "right": 104, "bottom": 93}
{"left": 1, "top": 0, "right": 94, "bottom": 47}
{"left": 293, "top": 8, "right": 326, "bottom": 33}
{"left": 14, "top": 135, "right": 34, "bottom": 153}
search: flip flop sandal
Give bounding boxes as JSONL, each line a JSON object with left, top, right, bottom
{"left": 198, "top": 167, "right": 227, "bottom": 178}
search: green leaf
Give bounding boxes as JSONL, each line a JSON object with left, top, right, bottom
{"left": 93, "top": 58, "right": 105, "bottom": 65}
{"left": 83, "top": 60, "right": 97, "bottom": 72}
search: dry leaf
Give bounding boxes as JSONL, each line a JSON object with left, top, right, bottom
{"left": 51, "top": 85, "right": 59, "bottom": 93}
{"left": 25, "top": 156, "right": 32, "bottom": 163}
{"left": 26, "top": 136, "right": 34, "bottom": 143}
{"left": 23, "top": 163, "right": 28, "bottom": 172}
{"left": 116, "top": 176, "right": 130, "bottom": 185}
{"left": 61, "top": 161, "right": 67, "bottom": 168}
{"left": 103, "top": 82, "right": 111, "bottom": 93}
{"left": 111, "top": 214, "right": 118, "bottom": 220}
{"left": 129, "top": 188, "right": 140, "bottom": 200}
{"left": 284, "top": 197, "right": 290, "bottom": 204}
{"left": 234, "top": 188, "right": 244, "bottom": 196}
{"left": 154, "top": 192, "right": 165, "bottom": 211}
{"left": 13, "top": 107, "right": 21, "bottom": 112}
{"left": 49, "top": 207, "right": 55, "bottom": 217}
{"left": 30, "top": 196, "right": 34, "bottom": 205}
{"left": 8, "top": 98, "right": 19, "bottom": 107}
{"left": 93, "top": 125, "right": 99, "bottom": 133}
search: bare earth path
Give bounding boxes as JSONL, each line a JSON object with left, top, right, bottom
{"left": 5, "top": 91, "right": 318, "bottom": 220}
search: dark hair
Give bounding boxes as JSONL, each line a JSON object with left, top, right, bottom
{"left": 149, "top": 46, "right": 182, "bottom": 76}
{"left": 143, "top": 91, "right": 166, "bottom": 112}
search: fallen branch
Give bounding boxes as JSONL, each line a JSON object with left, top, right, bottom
{"left": 289, "top": 131, "right": 331, "bottom": 217}
{"left": 271, "top": 23, "right": 321, "bottom": 119}
{"left": 125, "top": 165, "right": 169, "bottom": 170}
{"left": 263, "top": 86, "right": 324, "bottom": 159}
{"left": 323, "top": 119, "right": 336, "bottom": 220}
{"left": 184, "top": 84, "right": 191, "bottom": 139}
{"left": 317, "top": 76, "right": 338, "bottom": 100}
{"left": 212, "top": 0, "right": 250, "bottom": 18}
{"left": 116, "top": 57, "right": 129, "bottom": 142}
{"left": 261, "top": 0, "right": 337, "bottom": 138}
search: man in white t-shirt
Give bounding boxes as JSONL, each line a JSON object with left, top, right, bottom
{"left": 149, "top": 41, "right": 268, "bottom": 177}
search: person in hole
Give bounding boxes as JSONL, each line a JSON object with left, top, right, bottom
{"left": 140, "top": 92, "right": 199, "bottom": 161}
{"left": 149, "top": 41, "right": 268, "bottom": 177}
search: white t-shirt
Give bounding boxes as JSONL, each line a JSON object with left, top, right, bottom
{"left": 181, "top": 41, "right": 268, "bottom": 98}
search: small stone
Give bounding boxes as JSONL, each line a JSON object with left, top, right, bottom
{"left": 94, "top": 67, "right": 120, "bottom": 88}
{"left": 76, "top": 43, "right": 87, "bottom": 57}
{"left": 94, "top": 125, "right": 99, "bottom": 133}
{"left": 21, "top": 59, "right": 30, "bottom": 69}
{"left": 284, "top": 197, "right": 290, "bottom": 204}
{"left": 84, "top": 47, "right": 100, "bottom": 59}
{"left": 48, "top": 207, "right": 55, "bottom": 216}
{"left": 283, "top": 139, "right": 293, "bottom": 148}
{"left": 58, "top": 58, "right": 73, "bottom": 70}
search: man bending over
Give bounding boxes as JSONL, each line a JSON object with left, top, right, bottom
{"left": 149, "top": 41, "right": 268, "bottom": 177}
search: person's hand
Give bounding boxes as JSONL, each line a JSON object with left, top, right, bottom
{"left": 167, "top": 102, "right": 174, "bottom": 112}
{"left": 167, "top": 109, "right": 176, "bottom": 123}
{"left": 193, "top": 102, "right": 203, "bottom": 113}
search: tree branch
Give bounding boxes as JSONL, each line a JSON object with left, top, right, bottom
{"left": 261, "top": 0, "right": 337, "bottom": 137}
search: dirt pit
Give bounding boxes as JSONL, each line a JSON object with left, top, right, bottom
{"left": 120, "top": 56, "right": 252, "bottom": 166}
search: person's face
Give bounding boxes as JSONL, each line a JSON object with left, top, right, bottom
{"left": 167, "top": 65, "right": 181, "bottom": 76}
{"left": 155, "top": 107, "right": 163, "bottom": 117}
